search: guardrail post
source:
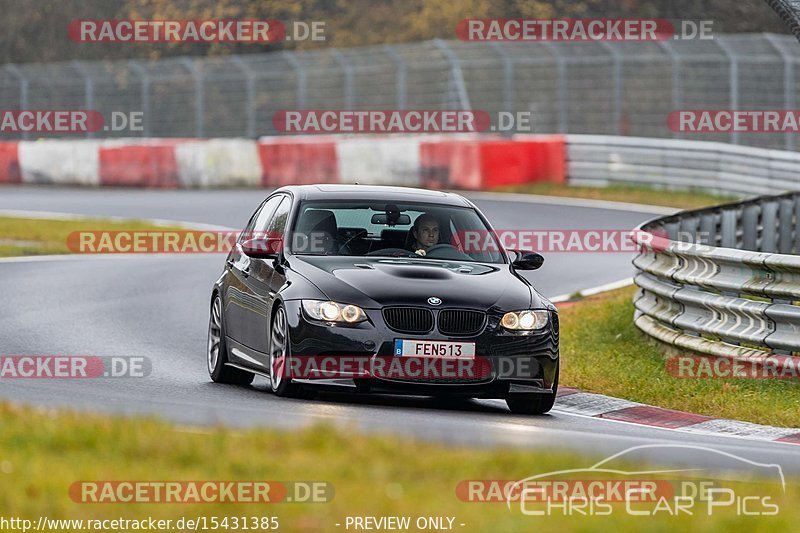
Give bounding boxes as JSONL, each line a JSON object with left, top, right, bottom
{"left": 778, "top": 198, "right": 794, "bottom": 254}
{"left": 716, "top": 37, "right": 740, "bottom": 145}
{"left": 794, "top": 196, "right": 800, "bottom": 255}
{"left": 761, "top": 199, "right": 779, "bottom": 253}
{"left": 283, "top": 51, "right": 307, "bottom": 111}
{"left": 657, "top": 41, "right": 682, "bottom": 139}
{"left": 383, "top": 45, "right": 407, "bottom": 110}
{"left": 764, "top": 33, "right": 796, "bottom": 151}
{"left": 180, "top": 58, "right": 205, "bottom": 138}
{"left": 71, "top": 61, "right": 95, "bottom": 139}
{"left": 432, "top": 39, "right": 472, "bottom": 110}
{"left": 542, "top": 42, "right": 568, "bottom": 134}
{"left": 742, "top": 204, "right": 760, "bottom": 251}
{"left": 489, "top": 42, "right": 514, "bottom": 116}
{"left": 128, "top": 61, "right": 151, "bottom": 137}
{"left": 331, "top": 49, "right": 355, "bottom": 109}
{"left": 600, "top": 42, "right": 623, "bottom": 136}
{"left": 5, "top": 65, "right": 29, "bottom": 140}
{"left": 232, "top": 56, "right": 256, "bottom": 138}
{"left": 721, "top": 209, "right": 738, "bottom": 248}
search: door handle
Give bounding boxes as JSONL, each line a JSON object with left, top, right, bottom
{"left": 226, "top": 259, "right": 234, "bottom": 268}
{"left": 241, "top": 267, "right": 250, "bottom": 278}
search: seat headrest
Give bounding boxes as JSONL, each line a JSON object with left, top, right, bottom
{"left": 298, "top": 210, "right": 337, "bottom": 235}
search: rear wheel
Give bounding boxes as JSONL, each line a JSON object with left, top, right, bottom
{"left": 269, "top": 305, "right": 301, "bottom": 397}
{"left": 208, "top": 294, "right": 254, "bottom": 385}
{"left": 505, "top": 364, "right": 559, "bottom": 415}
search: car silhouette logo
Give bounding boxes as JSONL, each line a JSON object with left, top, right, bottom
{"left": 428, "top": 297, "right": 442, "bottom": 306}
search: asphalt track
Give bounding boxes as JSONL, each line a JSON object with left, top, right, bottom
{"left": 1, "top": 186, "right": 799, "bottom": 476}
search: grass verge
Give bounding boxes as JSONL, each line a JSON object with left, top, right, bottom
{"left": 560, "top": 286, "right": 800, "bottom": 428}
{"left": 0, "top": 216, "right": 186, "bottom": 257}
{"left": 493, "top": 183, "right": 737, "bottom": 210}
{"left": 0, "top": 402, "right": 795, "bottom": 531}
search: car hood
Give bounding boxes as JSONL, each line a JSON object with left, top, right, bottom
{"left": 289, "top": 255, "right": 539, "bottom": 311}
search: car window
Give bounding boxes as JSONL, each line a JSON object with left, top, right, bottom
{"left": 265, "top": 196, "right": 291, "bottom": 236}
{"left": 290, "top": 201, "right": 506, "bottom": 264}
{"left": 241, "top": 195, "right": 283, "bottom": 241}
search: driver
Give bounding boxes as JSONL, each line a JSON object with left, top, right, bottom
{"left": 410, "top": 214, "right": 440, "bottom": 256}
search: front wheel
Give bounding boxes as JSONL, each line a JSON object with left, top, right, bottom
{"left": 269, "top": 305, "right": 301, "bottom": 397}
{"left": 208, "top": 294, "right": 254, "bottom": 385}
{"left": 505, "top": 364, "right": 559, "bottom": 415}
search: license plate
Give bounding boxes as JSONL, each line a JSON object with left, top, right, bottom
{"left": 394, "top": 339, "right": 476, "bottom": 359}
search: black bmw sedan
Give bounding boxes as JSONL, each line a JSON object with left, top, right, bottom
{"left": 208, "top": 185, "right": 559, "bottom": 414}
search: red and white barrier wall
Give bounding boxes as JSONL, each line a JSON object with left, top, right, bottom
{"left": 0, "top": 135, "right": 565, "bottom": 189}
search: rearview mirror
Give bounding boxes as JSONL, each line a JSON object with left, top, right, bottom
{"left": 371, "top": 213, "right": 411, "bottom": 226}
{"left": 511, "top": 250, "right": 544, "bottom": 270}
{"left": 241, "top": 237, "right": 282, "bottom": 259}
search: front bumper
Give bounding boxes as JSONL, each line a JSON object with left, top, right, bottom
{"left": 283, "top": 300, "right": 559, "bottom": 397}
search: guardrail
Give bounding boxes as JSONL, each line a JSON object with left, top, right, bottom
{"left": 632, "top": 192, "right": 800, "bottom": 360}
{"left": 566, "top": 134, "right": 800, "bottom": 197}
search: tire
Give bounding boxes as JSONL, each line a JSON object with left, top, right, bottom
{"left": 269, "top": 304, "right": 301, "bottom": 397}
{"left": 208, "top": 294, "right": 255, "bottom": 385}
{"left": 505, "top": 364, "right": 559, "bottom": 415}
{"left": 765, "top": 0, "right": 800, "bottom": 42}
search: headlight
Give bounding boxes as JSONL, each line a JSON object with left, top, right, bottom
{"left": 302, "top": 300, "right": 368, "bottom": 324}
{"left": 501, "top": 310, "right": 549, "bottom": 331}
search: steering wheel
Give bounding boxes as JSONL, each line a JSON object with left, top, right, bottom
{"left": 423, "top": 244, "right": 474, "bottom": 261}
{"left": 337, "top": 229, "right": 368, "bottom": 253}
{"left": 366, "top": 248, "right": 418, "bottom": 258}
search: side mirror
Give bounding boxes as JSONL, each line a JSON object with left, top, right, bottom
{"left": 241, "top": 237, "right": 282, "bottom": 259}
{"left": 511, "top": 250, "right": 544, "bottom": 271}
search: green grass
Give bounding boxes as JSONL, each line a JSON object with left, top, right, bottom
{"left": 0, "top": 402, "right": 796, "bottom": 532}
{"left": 560, "top": 287, "right": 800, "bottom": 428}
{"left": 494, "top": 183, "right": 737, "bottom": 210}
{"left": 0, "top": 216, "right": 185, "bottom": 257}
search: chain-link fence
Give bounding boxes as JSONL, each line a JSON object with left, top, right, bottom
{"left": 2, "top": 33, "right": 799, "bottom": 149}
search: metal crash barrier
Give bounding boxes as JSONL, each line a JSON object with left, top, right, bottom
{"left": 632, "top": 192, "right": 800, "bottom": 360}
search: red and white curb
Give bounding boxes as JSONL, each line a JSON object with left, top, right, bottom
{"left": 555, "top": 387, "right": 800, "bottom": 445}
{"left": 0, "top": 134, "right": 566, "bottom": 190}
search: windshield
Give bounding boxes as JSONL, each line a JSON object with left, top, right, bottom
{"left": 289, "top": 201, "right": 506, "bottom": 264}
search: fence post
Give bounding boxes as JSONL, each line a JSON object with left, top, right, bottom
{"left": 129, "top": 61, "right": 151, "bottom": 137}
{"left": 599, "top": 41, "right": 623, "bottom": 136}
{"left": 489, "top": 42, "right": 514, "bottom": 115}
{"left": 180, "top": 58, "right": 204, "bottom": 138}
{"left": 283, "top": 51, "right": 307, "bottom": 111}
{"left": 764, "top": 33, "right": 796, "bottom": 151}
{"left": 71, "top": 61, "right": 94, "bottom": 139}
{"left": 383, "top": 45, "right": 407, "bottom": 110}
{"left": 5, "top": 65, "right": 29, "bottom": 140}
{"left": 657, "top": 40, "right": 682, "bottom": 139}
{"left": 716, "top": 37, "right": 740, "bottom": 145}
{"left": 232, "top": 56, "right": 256, "bottom": 138}
{"left": 542, "top": 42, "right": 568, "bottom": 134}
{"left": 331, "top": 49, "right": 355, "bottom": 109}
{"left": 432, "top": 39, "right": 472, "bottom": 110}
